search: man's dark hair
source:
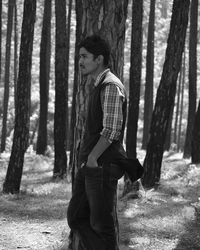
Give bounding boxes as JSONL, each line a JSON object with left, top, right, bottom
{"left": 78, "top": 35, "right": 110, "bottom": 66}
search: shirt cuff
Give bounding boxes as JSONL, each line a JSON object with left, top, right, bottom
{"left": 100, "top": 128, "right": 121, "bottom": 143}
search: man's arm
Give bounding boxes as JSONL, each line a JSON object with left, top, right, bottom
{"left": 86, "top": 136, "right": 111, "bottom": 167}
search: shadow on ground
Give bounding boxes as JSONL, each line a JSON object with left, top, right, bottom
{"left": 0, "top": 161, "right": 72, "bottom": 222}
{"left": 174, "top": 207, "right": 200, "bottom": 250}
{"left": 118, "top": 155, "right": 200, "bottom": 250}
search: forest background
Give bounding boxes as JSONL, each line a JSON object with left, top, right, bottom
{"left": 0, "top": 0, "right": 200, "bottom": 249}
{"left": 0, "top": 0, "right": 199, "bottom": 158}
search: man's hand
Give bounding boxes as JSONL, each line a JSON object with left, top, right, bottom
{"left": 86, "top": 154, "right": 98, "bottom": 168}
{"left": 86, "top": 136, "right": 111, "bottom": 168}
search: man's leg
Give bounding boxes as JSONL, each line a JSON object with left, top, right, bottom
{"left": 85, "top": 163, "right": 124, "bottom": 250}
{"left": 67, "top": 167, "right": 106, "bottom": 250}
{"left": 67, "top": 167, "right": 89, "bottom": 229}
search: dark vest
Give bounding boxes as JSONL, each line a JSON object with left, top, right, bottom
{"left": 78, "top": 71, "right": 127, "bottom": 165}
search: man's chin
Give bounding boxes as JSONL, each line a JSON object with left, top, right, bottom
{"left": 80, "top": 70, "right": 89, "bottom": 76}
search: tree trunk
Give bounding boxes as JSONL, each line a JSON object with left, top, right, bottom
{"left": 69, "top": 0, "right": 82, "bottom": 185}
{"left": 70, "top": 1, "right": 128, "bottom": 248}
{"left": 191, "top": 100, "right": 200, "bottom": 163}
{"left": 173, "top": 68, "right": 182, "bottom": 146}
{"left": 183, "top": 0, "right": 198, "bottom": 158}
{"left": 14, "top": 3, "right": 18, "bottom": 115}
{"left": 65, "top": 0, "right": 72, "bottom": 150}
{"left": 3, "top": 0, "right": 36, "bottom": 194}
{"left": 161, "top": 1, "right": 168, "bottom": 19}
{"left": 123, "top": 0, "right": 143, "bottom": 198}
{"left": 1, "top": 0, "right": 15, "bottom": 153}
{"left": 36, "top": 0, "right": 51, "bottom": 155}
{"left": 0, "top": 0, "right": 2, "bottom": 84}
{"left": 126, "top": 0, "right": 143, "bottom": 159}
{"left": 142, "top": 0, "right": 156, "bottom": 150}
{"left": 164, "top": 104, "right": 174, "bottom": 151}
{"left": 177, "top": 51, "right": 186, "bottom": 151}
{"left": 53, "top": 0, "right": 68, "bottom": 178}
{"left": 30, "top": 117, "right": 39, "bottom": 146}
{"left": 141, "top": 0, "right": 190, "bottom": 188}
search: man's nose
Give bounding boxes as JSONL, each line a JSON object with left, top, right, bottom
{"left": 79, "top": 57, "right": 83, "bottom": 64}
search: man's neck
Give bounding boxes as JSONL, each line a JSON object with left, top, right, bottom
{"left": 91, "top": 67, "right": 107, "bottom": 81}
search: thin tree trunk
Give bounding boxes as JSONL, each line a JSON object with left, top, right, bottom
{"left": 53, "top": 0, "right": 68, "bottom": 178}
{"left": 14, "top": 2, "right": 18, "bottom": 114}
{"left": 191, "top": 100, "right": 200, "bottom": 163}
{"left": 177, "top": 50, "right": 186, "bottom": 151}
{"left": 36, "top": 0, "right": 51, "bottom": 155}
{"left": 65, "top": 0, "right": 72, "bottom": 150}
{"left": 183, "top": 0, "right": 198, "bottom": 158}
{"left": 123, "top": 0, "right": 143, "bottom": 198}
{"left": 164, "top": 104, "right": 174, "bottom": 151}
{"left": 69, "top": 0, "right": 82, "bottom": 184}
{"left": 30, "top": 117, "right": 39, "bottom": 146}
{"left": 173, "top": 67, "right": 182, "bottom": 146}
{"left": 142, "top": 0, "right": 156, "bottom": 150}
{"left": 1, "top": 0, "right": 15, "bottom": 153}
{"left": 141, "top": 0, "right": 190, "bottom": 188}
{"left": 126, "top": 0, "right": 143, "bottom": 159}
{"left": 3, "top": 0, "right": 36, "bottom": 194}
{"left": 0, "top": 0, "right": 2, "bottom": 84}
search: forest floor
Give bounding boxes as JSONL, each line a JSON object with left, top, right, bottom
{"left": 0, "top": 149, "right": 200, "bottom": 250}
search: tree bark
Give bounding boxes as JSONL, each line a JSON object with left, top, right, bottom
{"left": 191, "top": 100, "right": 200, "bottom": 163}
{"left": 14, "top": 3, "right": 18, "bottom": 115}
{"left": 173, "top": 68, "right": 182, "bottom": 146}
{"left": 69, "top": 0, "right": 82, "bottom": 184}
{"left": 0, "top": 0, "right": 2, "bottom": 121}
{"left": 126, "top": 0, "right": 143, "bottom": 159}
{"left": 183, "top": 0, "right": 198, "bottom": 158}
{"left": 36, "top": 0, "right": 51, "bottom": 155}
{"left": 141, "top": 0, "right": 190, "bottom": 188}
{"left": 65, "top": 0, "right": 72, "bottom": 150}
{"left": 0, "top": 0, "right": 2, "bottom": 83}
{"left": 142, "top": 0, "right": 155, "bottom": 150}
{"left": 1, "top": 0, "right": 15, "bottom": 153}
{"left": 177, "top": 51, "right": 186, "bottom": 151}
{"left": 53, "top": 0, "right": 68, "bottom": 178}
{"left": 3, "top": 0, "right": 36, "bottom": 194}
{"left": 123, "top": 0, "right": 143, "bottom": 198}
{"left": 164, "top": 104, "right": 174, "bottom": 151}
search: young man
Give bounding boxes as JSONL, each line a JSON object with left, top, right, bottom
{"left": 67, "top": 35, "right": 127, "bottom": 250}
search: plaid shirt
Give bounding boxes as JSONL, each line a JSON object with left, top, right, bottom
{"left": 94, "top": 69, "right": 125, "bottom": 142}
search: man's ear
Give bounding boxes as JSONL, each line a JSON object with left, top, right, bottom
{"left": 97, "top": 55, "right": 104, "bottom": 65}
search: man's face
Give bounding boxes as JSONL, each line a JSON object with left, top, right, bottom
{"left": 79, "top": 47, "right": 99, "bottom": 76}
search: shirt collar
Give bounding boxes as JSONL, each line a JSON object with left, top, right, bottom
{"left": 94, "top": 69, "right": 110, "bottom": 87}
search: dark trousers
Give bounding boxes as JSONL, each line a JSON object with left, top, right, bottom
{"left": 67, "top": 163, "right": 124, "bottom": 250}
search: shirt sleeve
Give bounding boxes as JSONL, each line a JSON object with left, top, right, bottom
{"left": 100, "top": 83, "right": 125, "bottom": 142}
